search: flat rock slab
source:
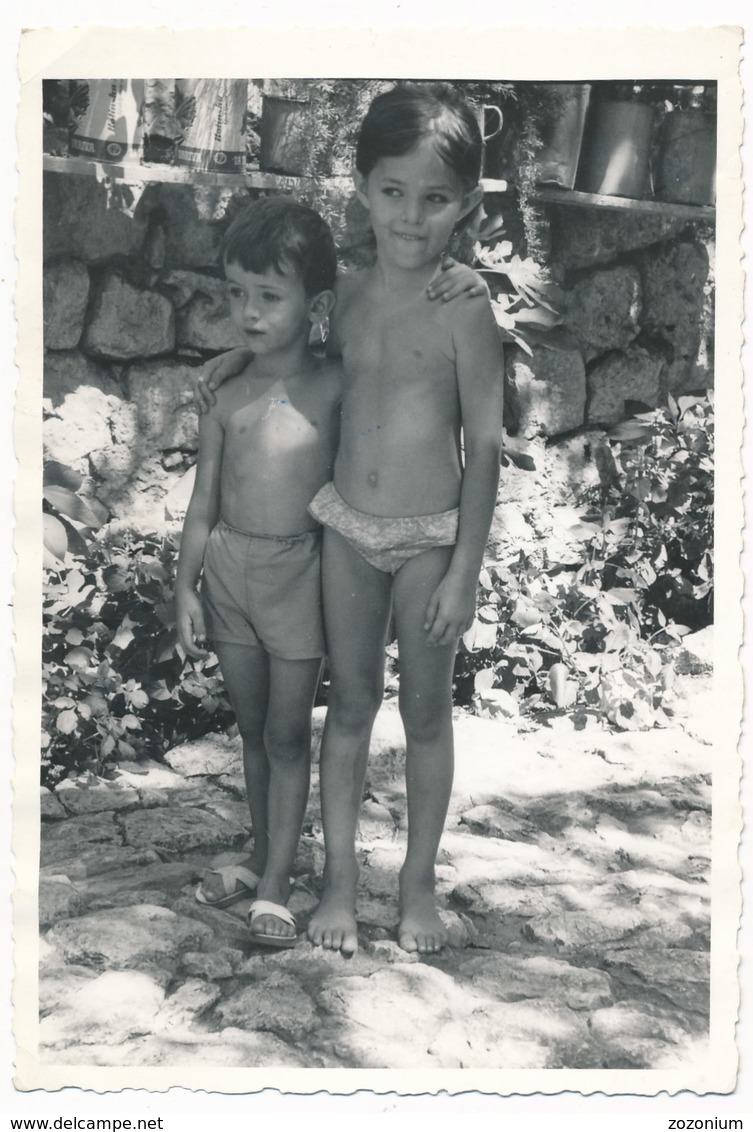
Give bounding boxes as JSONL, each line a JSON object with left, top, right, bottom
{"left": 54, "top": 781, "right": 140, "bottom": 816}
{"left": 603, "top": 948, "right": 710, "bottom": 1014}
{"left": 460, "top": 803, "right": 540, "bottom": 841}
{"left": 83, "top": 861, "right": 201, "bottom": 903}
{"left": 523, "top": 906, "right": 654, "bottom": 948}
{"left": 169, "top": 896, "right": 252, "bottom": 951}
{"left": 181, "top": 948, "right": 245, "bottom": 980}
{"left": 429, "top": 997, "right": 591, "bottom": 1069}
{"left": 317, "top": 963, "right": 471, "bottom": 1056}
{"left": 39, "top": 970, "right": 166, "bottom": 1050}
{"left": 589, "top": 1000, "right": 698, "bottom": 1046}
{"left": 45, "top": 904, "right": 215, "bottom": 972}
{"left": 121, "top": 806, "right": 247, "bottom": 855}
{"left": 153, "top": 978, "right": 222, "bottom": 1034}
{"left": 215, "top": 972, "right": 317, "bottom": 1043}
{"left": 40, "top": 789, "right": 68, "bottom": 822}
{"left": 41, "top": 813, "right": 121, "bottom": 867}
{"left": 461, "top": 954, "right": 613, "bottom": 1010}
{"left": 164, "top": 734, "right": 242, "bottom": 778}
{"left": 39, "top": 876, "right": 88, "bottom": 928}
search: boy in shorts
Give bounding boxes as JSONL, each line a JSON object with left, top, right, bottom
{"left": 175, "top": 197, "right": 342, "bottom": 947}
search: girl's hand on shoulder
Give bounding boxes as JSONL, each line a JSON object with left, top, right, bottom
{"left": 426, "top": 257, "right": 489, "bottom": 304}
{"left": 176, "top": 589, "right": 209, "bottom": 660}
{"left": 191, "top": 348, "right": 254, "bottom": 413}
{"left": 423, "top": 572, "right": 476, "bottom": 647}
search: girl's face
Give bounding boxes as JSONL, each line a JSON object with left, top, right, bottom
{"left": 355, "top": 138, "right": 482, "bottom": 272}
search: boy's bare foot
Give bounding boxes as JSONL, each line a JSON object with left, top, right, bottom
{"left": 307, "top": 863, "right": 359, "bottom": 954}
{"left": 398, "top": 877, "right": 448, "bottom": 954}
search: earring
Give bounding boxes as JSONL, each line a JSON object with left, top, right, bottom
{"left": 317, "top": 314, "right": 330, "bottom": 346}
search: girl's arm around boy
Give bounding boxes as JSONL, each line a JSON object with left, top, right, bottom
{"left": 175, "top": 412, "right": 224, "bottom": 660}
{"left": 424, "top": 296, "right": 504, "bottom": 647}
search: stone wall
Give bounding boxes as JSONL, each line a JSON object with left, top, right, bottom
{"left": 42, "top": 170, "right": 714, "bottom": 532}
{"left": 500, "top": 202, "right": 714, "bottom": 440}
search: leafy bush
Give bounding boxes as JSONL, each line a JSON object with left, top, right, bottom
{"left": 42, "top": 522, "right": 233, "bottom": 786}
{"left": 455, "top": 393, "right": 713, "bottom": 730}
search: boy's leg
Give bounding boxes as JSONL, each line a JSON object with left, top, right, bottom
{"left": 251, "top": 654, "right": 322, "bottom": 942}
{"left": 308, "top": 528, "right": 393, "bottom": 954}
{"left": 201, "top": 642, "right": 270, "bottom": 903}
{"left": 392, "top": 547, "right": 458, "bottom": 954}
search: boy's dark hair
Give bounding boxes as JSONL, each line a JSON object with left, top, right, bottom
{"left": 356, "top": 83, "right": 483, "bottom": 191}
{"left": 220, "top": 196, "right": 337, "bottom": 295}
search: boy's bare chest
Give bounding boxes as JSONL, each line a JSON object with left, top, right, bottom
{"left": 222, "top": 380, "right": 335, "bottom": 456}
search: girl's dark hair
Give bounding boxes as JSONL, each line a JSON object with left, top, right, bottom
{"left": 220, "top": 197, "right": 337, "bottom": 295}
{"left": 356, "top": 83, "right": 483, "bottom": 190}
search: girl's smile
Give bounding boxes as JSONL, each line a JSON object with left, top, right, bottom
{"left": 355, "top": 138, "right": 481, "bottom": 273}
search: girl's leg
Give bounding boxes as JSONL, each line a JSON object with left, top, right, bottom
{"left": 307, "top": 529, "right": 393, "bottom": 954}
{"left": 392, "top": 547, "right": 458, "bottom": 954}
{"left": 251, "top": 654, "right": 322, "bottom": 942}
{"left": 202, "top": 643, "right": 270, "bottom": 902}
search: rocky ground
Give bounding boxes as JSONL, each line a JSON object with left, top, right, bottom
{"left": 37, "top": 637, "right": 713, "bottom": 1072}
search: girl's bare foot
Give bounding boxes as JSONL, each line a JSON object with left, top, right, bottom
{"left": 398, "top": 874, "right": 448, "bottom": 954}
{"left": 249, "top": 875, "right": 295, "bottom": 943}
{"left": 307, "top": 861, "right": 359, "bottom": 954}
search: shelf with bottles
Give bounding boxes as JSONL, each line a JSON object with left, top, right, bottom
{"left": 531, "top": 185, "right": 715, "bottom": 223}
{"left": 42, "top": 153, "right": 510, "bottom": 199}
{"left": 41, "top": 153, "right": 355, "bottom": 192}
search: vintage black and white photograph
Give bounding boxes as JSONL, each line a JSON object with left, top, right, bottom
{"left": 11, "top": 25, "right": 744, "bottom": 1096}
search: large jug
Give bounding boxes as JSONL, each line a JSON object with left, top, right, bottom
{"left": 576, "top": 97, "right": 655, "bottom": 199}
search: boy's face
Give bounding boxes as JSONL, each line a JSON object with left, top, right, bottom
{"left": 224, "top": 261, "right": 314, "bottom": 355}
{"left": 355, "top": 138, "right": 481, "bottom": 271}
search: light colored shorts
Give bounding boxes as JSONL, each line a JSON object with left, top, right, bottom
{"left": 308, "top": 482, "right": 458, "bottom": 575}
{"left": 201, "top": 519, "right": 325, "bottom": 659}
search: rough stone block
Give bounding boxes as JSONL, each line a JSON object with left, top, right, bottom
{"left": 41, "top": 812, "right": 120, "bottom": 868}
{"left": 124, "top": 360, "right": 199, "bottom": 450}
{"left": 164, "top": 732, "right": 242, "bottom": 778}
{"left": 640, "top": 240, "right": 711, "bottom": 357}
{"left": 551, "top": 206, "right": 688, "bottom": 272}
{"left": 602, "top": 948, "right": 709, "bottom": 1014}
{"left": 45, "top": 905, "right": 214, "bottom": 972}
{"left": 429, "top": 997, "right": 589, "bottom": 1068}
{"left": 181, "top": 948, "right": 245, "bottom": 979}
{"left": 43, "top": 261, "right": 90, "bottom": 350}
{"left": 505, "top": 332, "right": 586, "bottom": 437}
{"left": 215, "top": 973, "right": 317, "bottom": 1043}
{"left": 161, "top": 270, "right": 244, "bottom": 352}
{"left": 84, "top": 271, "right": 175, "bottom": 361}
{"left": 44, "top": 171, "right": 148, "bottom": 264}
{"left": 56, "top": 781, "right": 140, "bottom": 817}
{"left": 44, "top": 385, "right": 121, "bottom": 471}
{"left": 121, "top": 806, "right": 248, "bottom": 855}
{"left": 565, "top": 266, "right": 642, "bottom": 363}
{"left": 39, "top": 970, "right": 166, "bottom": 1049}
{"left": 153, "top": 978, "right": 221, "bottom": 1033}
{"left": 153, "top": 183, "right": 227, "bottom": 268}
{"left": 461, "top": 954, "right": 613, "bottom": 1010}
{"left": 587, "top": 345, "right": 664, "bottom": 425}
{"left": 44, "top": 350, "right": 121, "bottom": 407}
{"left": 40, "top": 788, "right": 68, "bottom": 822}
{"left": 39, "top": 876, "right": 88, "bottom": 928}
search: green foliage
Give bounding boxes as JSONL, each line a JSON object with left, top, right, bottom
{"left": 42, "top": 523, "right": 233, "bottom": 786}
{"left": 598, "top": 392, "right": 714, "bottom": 632}
{"left": 473, "top": 212, "right": 564, "bottom": 355}
{"left": 455, "top": 393, "right": 714, "bottom": 730}
{"left": 43, "top": 461, "right": 109, "bottom": 568}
